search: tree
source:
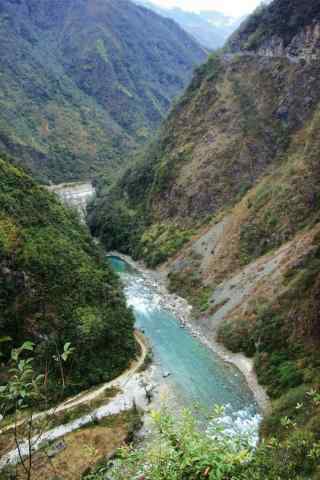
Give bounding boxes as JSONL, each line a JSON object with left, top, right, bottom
{"left": 0, "top": 341, "right": 73, "bottom": 480}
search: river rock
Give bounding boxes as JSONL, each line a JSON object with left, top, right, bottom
{"left": 47, "top": 440, "right": 66, "bottom": 458}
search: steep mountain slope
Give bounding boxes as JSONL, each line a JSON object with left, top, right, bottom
{"left": 0, "top": 155, "right": 135, "bottom": 398}
{"left": 90, "top": 50, "right": 320, "bottom": 263}
{"left": 0, "top": 0, "right": 206, "bottom": 183}
{"left": 90, "top": 0, "right": 320, "bottom": 467}
{"left": 135, "top": 0, "right": 243, "bottom": 49}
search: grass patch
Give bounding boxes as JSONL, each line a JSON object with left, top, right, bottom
{"left": 138, "top": 223, "right": 195, "bottom": 268}
{"left": 168, "top": 270, "right": 212, "bottom": 313}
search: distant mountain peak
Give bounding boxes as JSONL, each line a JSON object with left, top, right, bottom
{"left": 134, "top": 0, "right": 244, "bottom": 49}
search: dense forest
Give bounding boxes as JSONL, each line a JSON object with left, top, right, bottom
{"left": 0, "top": 156, "right": 135, "bottom": 398}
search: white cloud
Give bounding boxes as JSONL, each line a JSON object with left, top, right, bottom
{"left": 150, "top": 0, "right": 261, "bottom": 17}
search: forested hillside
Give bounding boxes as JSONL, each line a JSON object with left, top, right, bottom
{"left": 90, "top": 1, "right": 320, "bottom": 474}
{"left": 0, "top": 156, "right": 135, "bottom": 398}
{"left": 0, "top": 0, "right": 206, "bottom": 183}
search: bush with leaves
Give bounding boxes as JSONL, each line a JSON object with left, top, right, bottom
{"left": 84, "top": 403, "right": 320, "bottom": 480}
{"left": 0, "top": 340, "right": 73, "bottom": 480}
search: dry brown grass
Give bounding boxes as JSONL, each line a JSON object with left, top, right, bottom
{"left": 12, "top": 412, "right": 132, "bottom": 480}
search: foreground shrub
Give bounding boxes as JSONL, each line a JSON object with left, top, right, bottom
{"left": 84, "top": 405, "right": 320, "bottom": 480}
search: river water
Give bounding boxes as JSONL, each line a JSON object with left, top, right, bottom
{"left": 109, "top": 256, "right": 261, "bottom": 440}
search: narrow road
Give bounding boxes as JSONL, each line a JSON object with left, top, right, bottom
{"left": 223, "top": 51, "right": 301, "bottom": 64}
{"left": 0, "top": 332, "right": 147, "bottom": 436}
{"left": 0, "top": 332, "right": 149, "bottom": 469}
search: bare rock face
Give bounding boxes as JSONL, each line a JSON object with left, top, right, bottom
{"left": 48, "top": 182, "right": 95, "bottom": 219}
{"left": 287, "top": 22, "right": 320, "bottom": 61}
{"left": 255, "top": 23, "right": 320, "bottom": 63}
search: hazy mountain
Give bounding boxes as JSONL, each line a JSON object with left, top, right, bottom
{"left": 134, "top": 0, "right": 243, "bottom": 49}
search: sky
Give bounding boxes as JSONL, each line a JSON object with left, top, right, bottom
{"left": 150, "top": 0, "right": 261, "bottom": 17}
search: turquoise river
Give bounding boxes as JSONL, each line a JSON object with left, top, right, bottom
{"left": 110, "top": 256, "right": 261, "bottom": 438}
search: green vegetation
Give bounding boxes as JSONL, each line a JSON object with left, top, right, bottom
{"left": 219, "top": 251, "right": 320, "bottom": 397}
{"left": 181, "top": 52, "right": 223, "bottom": 101}
{"left": 218, "top": 318, "right": 256, "bottom": 357}
{"left": 0, "top": 0, "right": 205, "bottom": 182}
{"left": 239, "top": 106, "right": 320, "bottom": 266}
{"left": 88, "top": 141, "right": 160, "bottom": 260}
{"left": 0, "top": 157, "right": 135, "bottom": 399}
{"left": 137, "top": 224, "right": 194, "bottom": 268}
{"left": 168, "top": 270, "right": 211, "bottom": 313}
{"left": 218, "top": 238, "right": 320, "bottom": 460}
{"left": 89, "top": 196, "right": 193, "bottom": 267}
{"left": 0, "top": 341, "right": 73, "bottom": 480}
{"left": 84, "top": 407, "right": 320, "bottom": 479}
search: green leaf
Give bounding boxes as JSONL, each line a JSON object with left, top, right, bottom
{"left": 0, "top": 336, "right": 12, "bottom": 343}
{"left": 11, "top": 350, "right": 19, "bottom": 362}
{"left": 21, "top": 341, "right": 35, "bottom": 352}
